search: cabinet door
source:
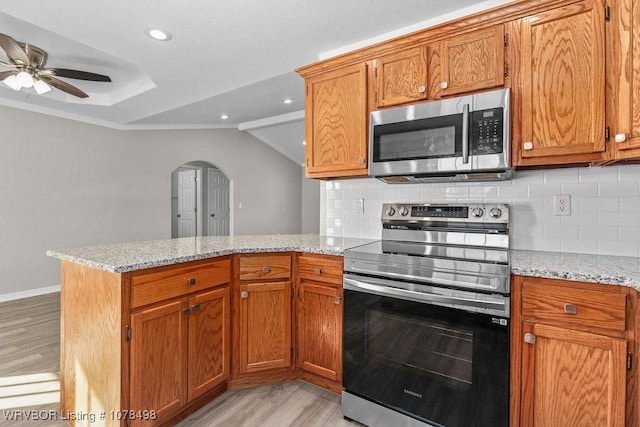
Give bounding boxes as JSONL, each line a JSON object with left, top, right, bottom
{"left": 305, "top": 63, "right": 368, "bottom": 178}
{"left": 373, "top": 46, "right": 428, "bottom": 108}
{"left": 239, "top": 281, "right": 292, "bottom": 373}
{"left": 188, "top": 286, "right": 230, "bottom": 401}
{"left": 517, "top": 0, "right": 606, "bottom": 163}
{"left": 610, "top": 0, "right": 640, "bottom": 157}
{"left": 298, "top": 282, "right": 342, "bottom": 382}
{"left": 130, "top": 300, "right": 188, "bottom": 427}
{"left": 439, "top": 25, "right": 505, "bottom": 96}
{"left": 521, "top": 322, "right": 626, "bottom": 426}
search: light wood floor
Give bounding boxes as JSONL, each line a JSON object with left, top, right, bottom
{"left": 0, "top": 292, "right": 355, "bottom": 427}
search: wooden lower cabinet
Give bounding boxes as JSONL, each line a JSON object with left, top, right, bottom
{"left": 130, "top": 286, "right": 230, "bottom": 427}
{"left": 512, "top": 275, "right": 637, "bottom": 427}
{"left": 296, "top": 254, "right": 343, "bottom": 393}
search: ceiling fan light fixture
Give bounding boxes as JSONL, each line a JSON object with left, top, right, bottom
{"left": 145, "top": 28, "right": 172, "bottom": 41}
{"left": 16, "top": 71, "right": 34, "bottom": 88}
{"left": 34, "top": 79, "right": 52, "bottom": 95}
{"left": 3, "top": 74, "right": 21, "bottom": 91}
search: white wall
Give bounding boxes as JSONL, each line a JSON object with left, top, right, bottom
{"left": 0, "top": 106, "right": 305, "bottom": 297}
{"left": 301, "top": 168, "right": 321, "bottom": 234}
{"left": 321, "top": 165, "right": 640, "bottom": 257}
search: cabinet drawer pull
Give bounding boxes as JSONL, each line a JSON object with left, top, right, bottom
{"left": 262, "top": 266, "right": 270, "bottom": 274}
{"left": 191, "top": 304, "right": 200, "bottom": 313}
{"left": 187, "top": 278, "right": 196, "bottom": 286}
{"left": 314, "top": 268, "right": 322, "bottom": 275}
{"left": 334, "top": 296, "right": 341, "bottom": 305}
{"left": 564, "top": 303, "right": 577, "bottom": 315}
{"left": 241, "top": 291, "right": 249, "bottom": 299}
{"left": 524, "top": 333, "right": 536, "bottom": 344}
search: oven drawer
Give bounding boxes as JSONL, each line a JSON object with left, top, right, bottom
{"left": 239, "top": 255, "right": 292, "bottom": 280}
{"left": 298, "top": 254, "right": 342, "bottom": 285}
{"left": 521, "top": 280, "right": 627, "bottom": 332}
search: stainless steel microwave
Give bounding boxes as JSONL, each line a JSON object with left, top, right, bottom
{"left": 369, "top": 88, "right": 511, "bottom": 183}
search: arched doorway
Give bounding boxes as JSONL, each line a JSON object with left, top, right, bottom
{"left": 171, "top": 161, "right": 231, "bottom": 238}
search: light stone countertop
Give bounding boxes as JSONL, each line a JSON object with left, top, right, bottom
{"left": 510, "top": 249, "right": 640, "bottom": 291}
{"left": 48, "top": 235, "right": 640, "bottom": 290}
{"left": 46, "top": 234, "right": 375, "bottom": 273}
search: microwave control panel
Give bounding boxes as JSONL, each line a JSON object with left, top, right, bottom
{"left": 471, "top": 108, "right": 504, "bottom": 155}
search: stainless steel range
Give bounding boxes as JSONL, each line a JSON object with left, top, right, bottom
{"left": 342, "top": 203, "right": 510, "bottom": 427}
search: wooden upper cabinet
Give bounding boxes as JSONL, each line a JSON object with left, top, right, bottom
{"left": 372, "top": 46, "right": 428, "bottom": 108}
{"left": 608, "top": 0, "right": 640, "bottom": 159}
{"left": 514, "top": 0, "right": 606, "bottom": 165}
{"left": 304, "top": 63, "right": 368, "bottom": 179}
{"left": 437, "top": 25, "right": 505, "bottom": 97}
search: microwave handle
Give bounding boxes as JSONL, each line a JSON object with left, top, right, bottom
{"left": 462, "top": 103, "right": 470, "bottom": 164}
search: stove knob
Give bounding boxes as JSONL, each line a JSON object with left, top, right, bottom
{"left": 385, "top": 206, "right": 396, "bottom": 216}
{"left": 471, "top": 207, "right": 484, "bottom": 218}
{"left": 399, "top": 207, "right": 410, "bottom": 216}
{"left": 489, "top": 207, "right": 503, "bottom": 218}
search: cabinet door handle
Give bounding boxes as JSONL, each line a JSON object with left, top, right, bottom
{"left": 564, "top": 303, "right": 577, "bottom": 315}
{"left": 262, "top": 266, "right": 270, "bottom": 274}
{"left": 440, "top": 81, "right": 448, "bottom": 89}
{"left": 241, "top": 291, "right": 249, "bottom": 299}
{"left": 417, "top": 85, "right": 426, "bottom": 93}
{"left": 182, "top": 308, "right": 191, "bottom": 316}
{"left": 191, "top": 304, "right": 200, "bottom": 313}
{"left": 523, "top": 141, "right": 534, "bottom": 150}
{"left": 334, "top": 296, "right": 341, "bottom": 305}
{"left": 524, "top": 333, "right": 536, "bottom": 344}
{"left": 615, "top": 133, "right": 627, "bottom": 143}
{"left": 187, "top": 278, "right": 196, "bottom": 286}
{"left": 358, "top": 157, "right": 366, "bottom": 164}
{"left": 314, "top": 268, "right": 322, "bottom": 275}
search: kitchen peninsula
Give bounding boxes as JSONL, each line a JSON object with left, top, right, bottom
{"left": 48, "top": 235, "right": 640, "bottom": 426}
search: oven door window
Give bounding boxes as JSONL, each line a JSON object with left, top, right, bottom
{"left": 372, "top": 113, "right": 463, "bottom": 162}
{"left": 343, "top": 289, "right": 509, "bottom": 427}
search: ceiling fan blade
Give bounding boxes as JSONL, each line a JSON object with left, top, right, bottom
{"left": 0, "top": 33, "right": 30, "bottom": 65}
{"left": 49, "top": 68, "right": 111, "bottom": 82}
{"left": 0, "top": 70, "right": 17, "bottom": 80}
{"left": 0, "top": 60, "right": 17, "bottom": 69}
{"left": 39, "top": 75, "right": 88, "bottom": 98}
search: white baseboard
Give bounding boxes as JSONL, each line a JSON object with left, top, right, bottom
{"left": 0, "top": 285, "right": 60, "bottom": 303}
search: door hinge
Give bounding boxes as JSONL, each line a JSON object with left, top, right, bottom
{"left": 125, "top": 418, "right": 131, "bottom": 427}
{"left": 504, "top": 64, "right": 509, "bottom": 76}
{"left": 628, "top": 353, "right": 633, "bottom": 370}
{"left": 605, "top": 126, "right": 611, "bottom": 141}
{"left": 374, "top": 91, "right": 378, "bottom": 105}
{"left": 125, "top": 325, "right": 131, "bottom": 342}
{"left": 605, "top": 5, "right": 611, "bottom": 21}
{"left": 504, "top": 33, "right": 509, "bottom": 46}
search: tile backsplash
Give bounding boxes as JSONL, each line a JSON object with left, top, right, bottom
{"left": 320, "top": 164, "right": 640, "bottom": 257}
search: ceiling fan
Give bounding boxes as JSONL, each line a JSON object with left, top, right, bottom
{"left": 0, "top": 32, "right": 111, "bottom": 99}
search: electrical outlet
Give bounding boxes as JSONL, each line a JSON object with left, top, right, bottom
{"left": 554, "top": 194, "right": 571, "bottom": 216}
{"left": 356, "top": 198, "right": 365, "bottom": 214}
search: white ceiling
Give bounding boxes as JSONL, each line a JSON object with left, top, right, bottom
{"left": 0, "top": 0, "right": 513, "bottom": 165}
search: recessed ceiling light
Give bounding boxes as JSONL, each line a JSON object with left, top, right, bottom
{"left": 145, "top": 28, "right": 172, "bottom": 41}
{"left": 220, "top": 114, "right": 229, "bottom": 120}
{"left": 283, "top": 98, "right": 293, "bottom": 104}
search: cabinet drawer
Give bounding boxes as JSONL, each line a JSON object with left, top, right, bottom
{"left": 239, "top": 255, "right": 291, "bottom": 280}
{"left": 522, "top": 281, "right": 627, "bottom": 332}
{"left": 131, "top": 258, "right": 231, "bottom": 308}
{"left": 298, "top": 254, "right": 343, "bottom": 286}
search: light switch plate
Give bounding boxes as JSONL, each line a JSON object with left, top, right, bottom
{"left": 356, "top": 198, "right": 365, "bottom": 214}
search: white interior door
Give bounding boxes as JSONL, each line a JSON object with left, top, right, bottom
{"left": 178, "top": 169, "right": 197, "bottom": 237}
{"left": 207, "top": 168, "right": 230, "bottom": 235}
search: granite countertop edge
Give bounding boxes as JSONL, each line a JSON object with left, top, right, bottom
{"left": 47, "top": 236, "right": 640, "bottom": 290}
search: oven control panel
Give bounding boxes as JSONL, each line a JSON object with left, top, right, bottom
{"left": 381, "top": 203, "right": 509, "bottom": 223}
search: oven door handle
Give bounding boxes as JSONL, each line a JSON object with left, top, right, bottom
{"left": 344, "top": 276, "right": 509, "bottom": 315}
{"left": 462, "top": 103, "right": 470, "bottom": 164}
